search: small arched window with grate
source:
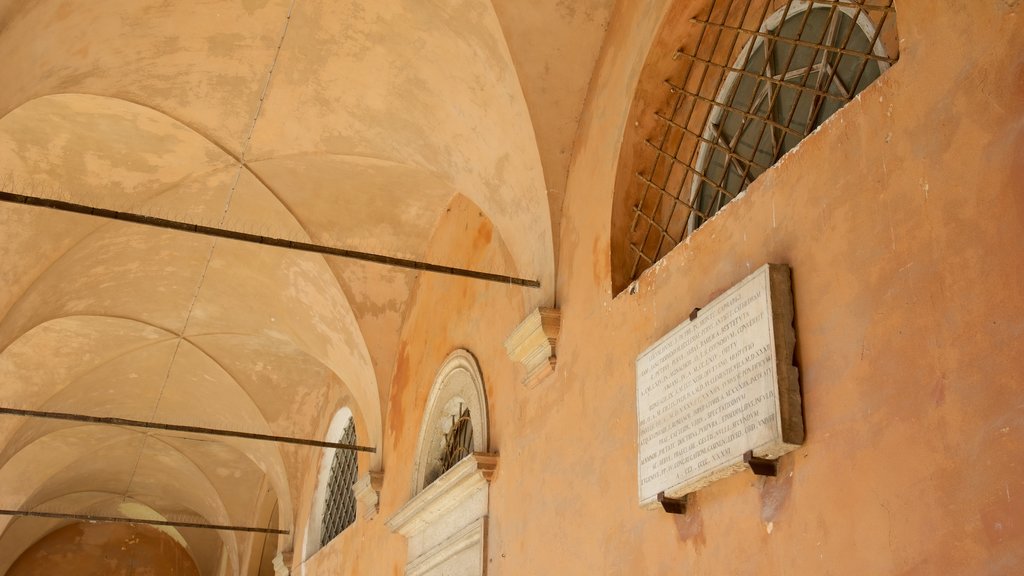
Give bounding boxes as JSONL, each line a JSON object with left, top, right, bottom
{"left": 319, "top": 416, "right": 358, "bottom": 547}
{"left": 614, "top": 0, "right": 898, "bottom": 290}
{"left": 412, "top": 350, "right": 489, "bottom": 493}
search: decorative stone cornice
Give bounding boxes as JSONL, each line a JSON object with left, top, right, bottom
{"left": 386, "top": 452, "right": 498, "bottom": 537}
{"left": 353, "top": 470, "right": 384, "bottom": 520}
{"left": 504, "top": 307, "right": 560, "bottom": 387}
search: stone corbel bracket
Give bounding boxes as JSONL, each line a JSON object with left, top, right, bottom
{"left": 353, "top": 470, "right": 384, "bottom": 520}
{"left": 504, "top": 307, "right": 560, "bottom": 387}
{"left": 272, "top": 551, "right": 292, "bottom": 576}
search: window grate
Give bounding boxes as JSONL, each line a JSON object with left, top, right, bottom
{"left": 627, "top": 0, "right": 896, "bottom": 281}
{"left": 320, "top": 417, "right": 358, "bottom": 546}
{"left": 439, "top": 406, "right": 473, "bottom": 476}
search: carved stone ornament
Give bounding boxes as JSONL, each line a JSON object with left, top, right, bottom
{"left": 272, "top": 551, "right": 291, "bottom": 576}
{"left": 352, "top": 470, "right": 384, "bottom": 520}
{"left": 504, "top": 307, "right": 560, "bottom": 387}
{"left": 387, "top": 453, "right": 498, "bottom": 576}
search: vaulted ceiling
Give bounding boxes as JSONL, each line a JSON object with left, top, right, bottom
{"left": 0, "top": 0, "right": 612, "bottom": 573}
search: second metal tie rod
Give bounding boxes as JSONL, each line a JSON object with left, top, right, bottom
{"left": 0, "top": 406, "right": 375, "bottom": 453}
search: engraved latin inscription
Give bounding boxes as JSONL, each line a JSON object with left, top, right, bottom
{"left": 636, "top": 266, "right": 787, "bottom": 507}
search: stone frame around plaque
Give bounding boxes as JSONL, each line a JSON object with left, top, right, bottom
{"left": 635, "top": 263, "right": 803, "bottom": 509}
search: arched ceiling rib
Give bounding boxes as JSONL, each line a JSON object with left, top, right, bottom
{"left": 0, "top": 315, "right": 339, "bottom": 530}
{"left": 488, "top": 0, "right": 614, "bottom": 265}
{"left": 0, "top": 428, "right": 245, "bottom": 571}
{"left": 0, "top": 0, "right": 292, "bottom": 155}
{"left": 0, "top": 95, "right": 395, "bottom": 488}
{"left": 1, "top": 428, "right": 242, "bottom": 525}
{"left": 246, "top": 0, "right": 554, "bottom": 291}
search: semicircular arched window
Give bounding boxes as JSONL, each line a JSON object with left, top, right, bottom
{"left": 319, "top": 416, "right": 358, "bottom": 546}
{"left": 411, "top": 349, "right": 489, "bottom": 493}
{"left": 387, "top": 349, "right": 496, "bottom": 576}
{"left": 616, "top": 0, "right": 898, "bottom": 288}
{"left": 689, "top": 2, "right": 891, "bottom": 229}
{"left": 303, "top": 408, "right": 360, "bottom": 560}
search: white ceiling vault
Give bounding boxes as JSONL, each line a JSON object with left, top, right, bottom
{"left": 0, "top": 0, "right": 611, "bottom": 573}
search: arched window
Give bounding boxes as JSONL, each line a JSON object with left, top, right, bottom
{"left": 304, "top": 408, "right": 359, "bottom": 559}
{"left": 411, "top": 349, "right": 489, "bottom": 493}
{"left": 689, "top": 1, "right": 891, "bottom": 230}
{"left": 319, "top": 416, "right": 357, "bottom": 546}
{"left": 387, "top": 349, "right": 496, "bottom": 576}
{"left": 614, "top": 0, "right": 898, "bottom": 289}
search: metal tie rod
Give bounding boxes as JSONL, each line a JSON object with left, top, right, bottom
{"left": 0, "top": 508, "right": 288, "bottom": 535}
{"left": 0, "top": 406, "right": 375, "bottom": 453}
{"left": 0, "top": 190, "right": 541, "bottom": 288}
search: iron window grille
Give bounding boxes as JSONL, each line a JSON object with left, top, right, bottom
{"left": 438, "top": 406, "right": 474, "bottom": 476}
{"left": 320, "top": 417, "right": 358, "bottom": 546}
{"left": 627, "top": 0, "right": 896, "bottom": 281}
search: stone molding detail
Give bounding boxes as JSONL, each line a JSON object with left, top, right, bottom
{"left": 353, "top": 470, "right": 384, "bottom": 520}
{"left": 504, "top": 307, "right": 560, "bottom": 387}
{"left": 406, "top": 517, "right": 487, "bottom": 576}
{"left": 412, "top": 349, "right": 489, "bottom": 493}
{"left": 388, "top": 452, "right": 497, "bottom": 535}
{"left": 272, "top": 551, "right": 290, "bottom": 576}
{"left": 387, "top": 453, "right": 498, "bottom": 576}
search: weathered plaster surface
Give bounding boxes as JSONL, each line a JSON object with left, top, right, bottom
{"left": 7, "top": 522, "right": 200, "bottom": 576}
{"left": 0, "top": 0, "right": 1020, "bottom": 574}
{"left": 538, "top": 0, "right": 1024, "bottom": 573}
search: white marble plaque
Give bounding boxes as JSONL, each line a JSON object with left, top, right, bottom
{"left": 636, "top": 264, "right": 801, "bottom": 508}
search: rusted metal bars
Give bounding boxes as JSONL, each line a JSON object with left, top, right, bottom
{"left": 439, "top": 406, "right": 474, "bottom": 475}
{"left": 0, "top": 190, "right": 540, "bottom": 288}
{"left": 627, "top": 0, "right": 895, "bottom": 282}
{"left": 0, "top": 508, "right": 289, "bottom": 535}
{"left": 320, "top": 417, "right": 359, "bottom": 545}
{"left": 627, "top": 0, "right": 730, "bottom": 278}
{"left": 693, "top": 20, "right": 894, "bottom": 63}
{"left": 632, "top": 0, "right": 765, "bottom": 274}
{"left": 0, "top": 406, "right": 376, "bottom": 453}
{"left": 670, "top": 50, "right": 850, "bottom": 102}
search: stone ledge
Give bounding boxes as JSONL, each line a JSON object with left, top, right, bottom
{"left": 387, "top": 453, "right": 498, "bottom": 537}
{"left": 353, "top": 470, "right": 384, "bottom": 520}
{"left": 504, "top": 308, "right": 560, "bottom": 387}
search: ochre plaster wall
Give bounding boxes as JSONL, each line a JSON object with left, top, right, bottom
{"left": 297, "top": 193, "right": 526, "bottom": 575}
{"left": 7, "top": 522, "right": 199, "bottom": 576}
{"left": 542, "top": 0, "right": 1021, "bottom": 573}
{"left": 299, "top": 0, "right": 1023, "bottom": 574}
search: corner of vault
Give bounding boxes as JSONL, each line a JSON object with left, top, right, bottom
{"left": 557, "top": 0, "right": 680, "bottom": 298}
{"left": 486, "top": 0, "right": 617, "bottom": 281}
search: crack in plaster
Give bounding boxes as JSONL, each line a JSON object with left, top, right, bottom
{"left": 121, "top": 0, "right": 298, "bottom": 505}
